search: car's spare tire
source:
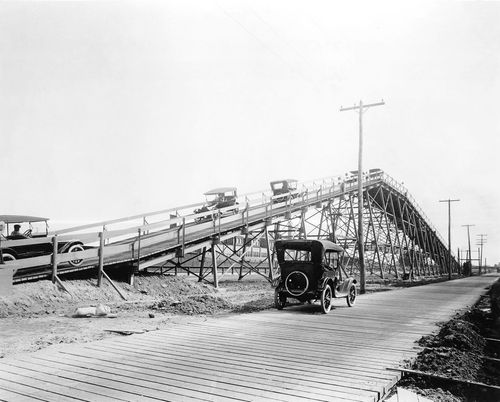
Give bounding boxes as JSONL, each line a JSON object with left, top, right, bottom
{"left": 285, "top": 271, "right": 309, "bottom": 297}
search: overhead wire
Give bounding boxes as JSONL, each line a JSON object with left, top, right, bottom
{"left": 214, "top": 0, "right": 324, "bottom": 94}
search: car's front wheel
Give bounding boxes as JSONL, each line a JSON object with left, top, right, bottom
{"left": 67, "top": 244, "right": 84, "bottom": 267}
{"left": 346, "top": 285, "right": 356, "bottom": 307}
{"left": 274, "top": 289, "right": 287, "bottom": 310}
{"left": 321, "top": 284, "right": 333, "bottom": 314}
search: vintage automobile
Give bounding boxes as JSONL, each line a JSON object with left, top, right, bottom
{"left": 0, "top": 215, "right": 85, "bottom": 266}
{"left": 193, "top": 187, "right": 239, "bottom": 223}
{"left": 270, "top": 179, "right": 299, "bottom": 203}
{"left": 274, "top": 239, "right": 357, "bottom": 313}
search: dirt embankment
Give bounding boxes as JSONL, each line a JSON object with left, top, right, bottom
{"left": 0, "top": 273, "right": 276, "bottom": 359}
{"left": 396, "top": 279, "right": 500, "bottom": 402}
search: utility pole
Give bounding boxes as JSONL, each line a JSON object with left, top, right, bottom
{"left": 340, "top": 99, "right": 385, "bottom": 294}
{"left": 462, "top": 224, "right": 474, "bottom": 269}
{"left": 476, "top": 234, "right": 487, "bottom": 275}
{"left": 439, "top": 199, "right": 460, "bottom": 280}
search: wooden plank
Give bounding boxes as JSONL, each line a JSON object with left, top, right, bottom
{"left": 57, "top": 347, "right": 387, "bottom": 396}
{"left": 85, "top": 339, "right": 397, "bottom": 383}
{"left": 27, "top": 354, "right": 376, "bottom": 402}
{"left": 0, "top": 360, "right": 221, "bottom": 402}
{"left": 0, "top": 364, "right": 127, "bottom": 402}
{"left": 0, "top": 385, "right": 49, "bottom": 402}
{"left": 0, "top": 375, "right": 89, "bottom": 402}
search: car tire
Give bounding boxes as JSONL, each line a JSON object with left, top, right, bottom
{"left": 1, "top": 252, "right": 16, "bottom": 262}
{"left": 321, "top": 284, "right": 333, "bottom": 314}
{"left": 67, "top": 244, "right": 84, "bottom": 267}
{"left": 346, "top": 285, "right": 356, "bottom": 307}
{"left": 274, "top": 289, "right": 287, "bottom": 310}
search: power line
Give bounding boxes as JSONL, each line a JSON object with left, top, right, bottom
{"left": 215, "top": 2, "right": 321, "bottom": 92}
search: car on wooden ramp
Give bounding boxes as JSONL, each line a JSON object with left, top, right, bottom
{"left": 193, "top": 187, "right": 239, "bottom": 223}
{"left": 270, "top": 179, "right": 299, "bottom": 203}
{"left": 274, "top": 239, "right": 357, "bottom": 313}
{"left": 0, "top": 215, "right": 85, "bottom": 266}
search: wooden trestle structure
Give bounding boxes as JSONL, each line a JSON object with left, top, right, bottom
{"left": 6, "top": 170, "right": 458, "bottom": 288}
{"left": 150, "top": 171, "right": 457, "bottom": 286}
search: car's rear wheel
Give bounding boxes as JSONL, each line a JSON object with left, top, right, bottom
{"left": 321, "top": 284, "right": 333, "bottom": 314}
{"left": 67, "top": 244, "right": 84, "bottom": 267}
{"left": 346, "top": 285, "right": 356, "bottom": 307}
{"left": 1, "top": 252, "right": 16, "bottom": 262}
{"left": 274, "top": 289, "right": 287, "bottom": 310}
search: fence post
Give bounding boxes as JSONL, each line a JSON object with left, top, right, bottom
{"left": 181, "top": 217, "right": 186, "bottom": 256}
{"left": 98, "top": 231, "right": 105, "bottom": 287}
{"left": 51, "top": 235, "right": 58, "bottom": 284}
{"left": 134, "top": 228, "right": 141, "bottom": 285}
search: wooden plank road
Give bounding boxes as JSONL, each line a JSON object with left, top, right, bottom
{"left": 1, "top": 274, "right": 498, "bottom": 401}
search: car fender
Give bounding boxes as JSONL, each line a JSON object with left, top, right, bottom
{"left": 320, "top": 277, "right": 335, "bottom": 292}
{"left": 338, "top": 277, "right": 357, "bottom": 296}
{"left": 0, "top": 248, "right": 18, "bottom": 259}
{"left": 58, "top": 241, "right": 84, "bottom": 254}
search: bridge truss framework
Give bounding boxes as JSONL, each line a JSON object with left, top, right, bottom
{"left": 150, "top": 172, "right": 458, "bottom": 287}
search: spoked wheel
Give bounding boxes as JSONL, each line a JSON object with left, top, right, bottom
{"left": 346, "top": 285, "right": 356, "bottom": 307}
{"left": 274, "top": 289, "right": 287, "bottom": 310}
{"left": 320, "top": 284, "right": 333, "bottom": 314}
{"left": 67, "top": 244, "right": 85, "bottom": 267}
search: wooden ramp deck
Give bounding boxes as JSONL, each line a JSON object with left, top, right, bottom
{"left": 1, "top": 274, "right": 498, "bottom": 402}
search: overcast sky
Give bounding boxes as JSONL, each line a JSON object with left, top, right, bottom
{"left": 1, "top": 0, "right": 499, "bottom": 263}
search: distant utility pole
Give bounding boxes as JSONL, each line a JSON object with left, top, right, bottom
{"left": 340, "top": 99, "right": 385, "bottom": 294}
{"left": 476, "top": 234, "right": 487, "bottom": 275}
{"left": 461, "top": 224, "right": 474, "bottom": 266}
{"left": 439, "top": 199, "right": 460, "bottom": 280}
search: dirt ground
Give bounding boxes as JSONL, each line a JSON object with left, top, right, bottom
{"left": 0, "top": 273, "right": 277, "bottom": 359}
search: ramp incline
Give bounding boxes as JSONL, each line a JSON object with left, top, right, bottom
{"left": 5, "top": 170, "right": 453, "bottom": 283}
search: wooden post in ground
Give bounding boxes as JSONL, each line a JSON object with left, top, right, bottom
{"left": 198, "top": 247, "right": 207, "bottom": 282}
{"left": 98, "top": 231, "right": 105, "bottom": 287}
{"left": 102, "top": 269, "right": 127, "bottom": 300}
{"left": 265, "top": 225, "right": 274, "bottom": 281}
{"left": 239, "top": 232, "right": 249, "bottom": 280}
{"left": 211, "top": 242, "right": 218, "bottom": 288}
{"left": 51, "top": 235, "right": 58, "bottom": 284}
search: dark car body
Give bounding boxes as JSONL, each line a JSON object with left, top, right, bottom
{"left": 274, "top": 239, "right": 357, "bottom": 313}
{"left": 270, "top": 179, "right": 298, "bottom": 203}
{"left": 0, "top": 215, "right": 85, "bottom": 266}
{"left": 193, "top": 188, "right": 239, "bottom": 223}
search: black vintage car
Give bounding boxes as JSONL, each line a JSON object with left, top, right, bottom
{"left": 193, "top": 187, "right": 239, "bottom": 223}
{"left": 270, "top": 179, "right": 298, "bottom": 203}
{"left": 274, "top": 239, "right": 357, "bottom": 313}
{"left": 0, "top": 215, "right": 85, "bottom": 266}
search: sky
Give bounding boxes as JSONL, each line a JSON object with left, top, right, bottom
{"left": 1, "top": 0, "right": 499, "bottom": 263}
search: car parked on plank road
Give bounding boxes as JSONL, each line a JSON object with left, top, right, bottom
{"left": 274, "top": 239, "right": 357, "bottom": 313}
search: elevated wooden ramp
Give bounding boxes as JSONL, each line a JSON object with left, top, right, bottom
{"left": 0, "top": 274, "right": 497, "bottom": 401}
